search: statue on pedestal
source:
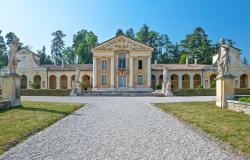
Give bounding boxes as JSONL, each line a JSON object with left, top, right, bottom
{"left": 0, "top": 33, "right": 21, "bottom": 108}
{"left": 70, "top": 65, "right": 81, "bottom": 96}
{"left": 162, "top": 68, "right": 173, "bottom": 96}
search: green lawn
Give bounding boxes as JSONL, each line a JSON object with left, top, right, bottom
{"left": 155, "top": 102, "right": 250, "bottom": 156}
{"left": 0, "top": 101, "right": 83, "bottom": 155}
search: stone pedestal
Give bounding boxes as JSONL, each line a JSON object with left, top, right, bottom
{"left": 70, "top": 81, "right": 81, "bottom": 96}
{"left": 0, "top": 73, "right": 21, "bottom": 107}
{"left": 215, "top": 75, "right": 235, "bottom": 108}
{"left": 165, "top": 82, "right": 173, "bottom": 96}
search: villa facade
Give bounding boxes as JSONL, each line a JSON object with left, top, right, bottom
{"left": 0, "top": 35, "right": 250, "bottom": 90}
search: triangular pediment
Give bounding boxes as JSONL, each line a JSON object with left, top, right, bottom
{"left": 91, "top": 35, "right": 154, "bottom": 52}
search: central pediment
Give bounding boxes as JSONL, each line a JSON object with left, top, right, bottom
{"left": 91, "top": 35, "right": 154, "bottom": 52}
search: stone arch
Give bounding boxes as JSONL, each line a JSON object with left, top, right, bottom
{"left": 193, "top": 74, "right": 201, "bottom": 88}
{"left": 151, "top": 74, "right": 156, "bottom": 90}
{"left": 33, "top": 75, "right": 41, "bottom": 89}
{"left": 60, "top": 75, "right": 68, "bottom": 89}
{"left": 159, "top": 75, "right": 163, "bottom": 84}
{"left": 71, "top": 75, "right": 75, "bottom": 87}
{"left": 182, "top": 74, "right": 190, "bottom": 89}
{"left": 240, "top": 74, "right": 248, "bottom": 88}
{"left": 210, "top": 74, "right": 217, "bottom": 88}
{"left": 21, "top": 75, "right": 27, "bottom": 89}
{"left": 49, "top": 75, "right": 56, "bottom": 89}
{"left": 171, "top": 74, "right": 178, "bottom": 89}
{"left": 82, "top": 75, "right": 90, "bottom": 90}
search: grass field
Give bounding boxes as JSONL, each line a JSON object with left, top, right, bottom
{"left": 0, "top": 101, "right": 83, "bottom": 155}
{"left": 155, "top": 102, "right": 250, "bottom": 156}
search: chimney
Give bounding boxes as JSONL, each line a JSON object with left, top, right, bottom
{"left": 154, "top": 59, "right": 158, "bottom": 64}
{"left": 62, "top": 60, "right": 64, "bottom": 68}
{"left": 186, "top": 57, "right": 189, "bottom": 66}
{"left": 194, "top": 56, "right": 198, "bottom": 65}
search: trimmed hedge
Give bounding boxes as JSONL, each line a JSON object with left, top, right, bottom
{"left": 21, "top": 89, "right": 71, "bottom": 96}
{"left": 173, "top": 89, "right": 216, "bottom": 96}
{"left": 235, "top": 88, "right": 250, "bottom": 95}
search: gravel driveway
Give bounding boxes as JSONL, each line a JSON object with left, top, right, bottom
{"left": 0, "top": 96, "right": 245, "bottom": 160}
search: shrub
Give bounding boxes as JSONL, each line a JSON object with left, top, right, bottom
{"left": 156, "top": 84, "right": 162, "bottom": 90}
{"left": 239, "top": 97, "right": 250, "bottom": 103}
{"left": 21, "top": 89, "right": 71, "bottom": 96}
{"left": 173, "top": 88, "right": 216, "bottom": 96}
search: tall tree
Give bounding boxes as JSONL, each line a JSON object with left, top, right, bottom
{"left": 73, "top": 29, "right": 98, "bottom": 64}
{"left": 125, "top": 28, "right": 135, "bottom": 39}
{"left": 180, "top": 27, "right": 215, "bottom": 64}
{"left": 5, "top": 32, "right": 23, "bottom": 50}
{"left": 63, "top": 46, "right": 76, "bottom": 64}
{"left": 0, "top": 30, "right": 7, "bottom": 68}
{"left": 243, "top": 56, "right": 248, "bottom": 65}
{"left": 51, "top": 30, "right": 66, "bottom": 64}
{"left": 37, "top": 46, "right": 53, "bottom": 64}
{"left": 116, "top": 29, "right": 124, "bottom": 36}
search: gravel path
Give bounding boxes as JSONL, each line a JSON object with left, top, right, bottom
{"left": 0, "top": 96, "right": 245, "bottom": 160}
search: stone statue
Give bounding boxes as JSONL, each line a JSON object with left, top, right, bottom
{"left": 163, "top": 68, "right": 168, "bottom": 84}
{"left": 75, "top": 65, "right": 80, "bottom": 82}
{"left": 7, "top": 33, "right": 19, "bottom": 74}
{"left": 213, "top": 38, "right": 230, "bottom": 76}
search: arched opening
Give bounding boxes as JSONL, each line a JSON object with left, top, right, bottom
{"left": 240, "top": 74, "right": 248, "bottom": 88}
{"left": 159, "top": 75, "right": 163, "bottom": 84}
{"left": 171, "top": 74, "right": 178, "bottom": 89}
{"left": 33, "top": 75, "right": 41, "bottom": 89}
{"left": 210, "top": 74, "right": 217, "bottom": 88}
{"left": 71, "top": 75, "right": 75, "bottom": 87}
{"left": 60, "top": 75, "right": 68, "bottom": 89}
{"left": 21, "top": 75, "right": 27, "bottom": 89}
{"left": 49, "top": 75, "right": 56, "bottom": 89}
{"left": 151, "top": 75, "right": 156, "bottom": 90}
{"left": 182, "top": 74, "right": 190, "bottom": 89}
{"left": 194, "top": 74, "right": 201, "bottom": 88}
{"left": 82, "top": 75, "right": 90, "bottom": 90}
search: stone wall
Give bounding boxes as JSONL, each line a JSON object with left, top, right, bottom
{"left": 227, "top": 100, "right": 250, "bottom": 115}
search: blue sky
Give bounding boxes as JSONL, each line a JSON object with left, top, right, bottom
{"left": 1, "top": 0, "right": 250, "bottom": 62}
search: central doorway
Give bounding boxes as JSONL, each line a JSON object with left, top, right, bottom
{"left": 118, "top": 76, "right": 126, "bottom": 88}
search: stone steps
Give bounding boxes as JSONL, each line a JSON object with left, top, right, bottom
{"left": 79, "top": 92, "right": 165, "bottom": 97}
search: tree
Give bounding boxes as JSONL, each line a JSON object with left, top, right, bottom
{"left": 51, "top": 30, "right": 66, "bottom": 64}
{"left": 37, "top": 46, "right": 53, "bottom": 64}
{"left": 180, "top": 27, "right": 215, "bottom": 64}
{"left": 0, "top": 30, "right": 7, "bottom": 68}
{"left": 179, "top": 53, "right": 187, "bottom": 64}
{"left": 116, "top": 29, "right": 124, "bottom": 36}
{"left": 125, "top": 28, "right": 135, "bottom": 39}
{"left": 63, "top": 46, "right": 76, "bottom": 64}
{"left": 73, "top": 29, "right": 98, "bottom": 64}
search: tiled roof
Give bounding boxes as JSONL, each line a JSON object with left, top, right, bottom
{"left": 152, "top": 64, "right": 214, "bottom": 71}
{"left": 41, "top": 64, "right": 93, "bottom": 71}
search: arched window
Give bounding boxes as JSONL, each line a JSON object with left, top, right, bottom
{"left": 71, "top": 75, "right": 75, "bottom": 87}
{"left": 21, "top": 75, "right": 27, "bottom": 89}
{"left": 171, "top": 74, "right": 178, "bottom": 89}
{"left": 118, "top": 54, "right": 126, "bottom": 70}
{"left": 33, "top": 75, "right": 41, "bottom": 89}
{"left": 60, "top": 75, "right": 68, "bottom": 89}
{"left": 193, "top": 74, "right": 201, "bottom": 88}
{"left": 151, "top": 74, "right": 156, "bottom": 90}
{"left": 49, "top": 75, "right": 56, "bottom": 89}
{"left": 182, "top": 74, "right": 190, "bottom": 89}
{"left": 210, "top": 74, "right": 217, "bottom": 88}
{"left": 240, "top": 74, "right": 248, "bottom": 88}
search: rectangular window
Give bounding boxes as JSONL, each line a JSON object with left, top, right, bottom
{"left": 102, "top": 60, "right": 107, "bottom": 70}
{"left": 102, "top": 75, "right": 107, "bottom": 85}
{"left": 138, "top": 75, "right": 143, "bottom": 85}
{"left": 138, "top": 60, "right": 143, "bottom": 69}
